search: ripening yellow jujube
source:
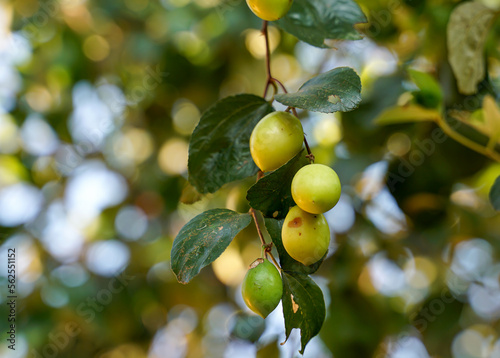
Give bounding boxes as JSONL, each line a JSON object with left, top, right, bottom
{"left": 250, "top": 111, "right": 303, "bottom": 172}
{"left": 282, "top": 206, "right": 330, "bottom": 266}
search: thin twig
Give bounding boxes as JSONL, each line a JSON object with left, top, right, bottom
{"left": 303, "top": 134, "right": 315, "bottom": 163}
{"left": 250, "top": 207, "right": 279, "bottom": 266}
{"left": 262, "top": 21, "right": 272, "bottom": 82}
{"left": 273, "top": 78, "right": 288, "bottom": 93}
{"left": 262, "top": 21, "right": 275, "bottom": 99}
{"left": 250, "top": 208, "right": 267, "bottom": 247}
{"left": 268, "top": 252, "right": 282, "bottom": 272}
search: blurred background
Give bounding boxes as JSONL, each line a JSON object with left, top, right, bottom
{"left": 1, "top": 0, "right": 500, "bottom": 357}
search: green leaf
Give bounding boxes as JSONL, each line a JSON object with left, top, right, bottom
{"left": 281, "top": 272, "right": 326, "bottom": 354}
{"left": 274, "top": 67, "right": 362, "bottom": 113}
{"left": 246, "top": 149, "right": 308, "bottom": 219}
{"left": 408, "top": 69, "right": 443, "bottom": 108}
{"left": 188, "top": 94, "right": 274, "bottom": 194}
{"left": 276, "top": 0, "right": 367, "bottom": 48}
{"left": 374, "top": 105, "right": 441, "bottom": 125}
{"left": 171, "top": 209, "right": 252, "bottom": 284}
{"left": 490, "top": 176, "right": 500, "bottom": 211}
{"left": 447, "top": 2, "right": 498, "bottom": 95}
{"left": 264, "top": 218, "right": 324, "bottom": 275}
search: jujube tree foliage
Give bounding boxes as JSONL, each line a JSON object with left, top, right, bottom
{"left": 170, "top": 0, "right": 366, "bottom": 353}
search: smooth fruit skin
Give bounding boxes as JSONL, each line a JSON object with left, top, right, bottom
{"left": 282, "top": 206, "right": 330, "bottom": 266}
{"left": 250, "top": 111, "right": 303, "bottom": 172}
{"left": 246, "top": 0, "right": 293, "bottom": 21}
{"left": 242, "top": 259, "right": 283, "bottom": 318}
{"left": 291, "top": 164, "right": 341, "bottom": 214}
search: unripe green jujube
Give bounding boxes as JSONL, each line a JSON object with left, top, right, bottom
{"left": 241, "top": 258, "right": 283, "bottom": 318}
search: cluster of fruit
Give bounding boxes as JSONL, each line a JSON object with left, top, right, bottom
{"left": 241, "top": 111, "right": 342, "bottom": 318}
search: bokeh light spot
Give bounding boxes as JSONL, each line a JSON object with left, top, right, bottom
{"left": 245, "top": 27, "right": 280, "bottom": 59}
{"left": 20, "top": 114, "right": 59, "bottom": 156}
{"left": 212, "top": 244, "right": 245, "bottom": 286}
{"left": 111, "top": 127, "right": 154, "bottom": 165}
{"left": 313, "top": 115, "right": 342, "bottom": 147}
{"left": 0, "top": 183, "right": 43, "bottom": 226}
{"left": 115, "top": 205, "right": 148, "bottom": 241}
{"left": 25, "top": 84, "right": 52, "bottom": 112}
{"left": 83, "top": 35, "right": 110, "bottom": 62}
{"left": 172, "top": 99, "right": 200, "bottom": 135}
{"left": 0, "top": 114, "right": 19, "bottom": 154}
{"left": 158, "top": 138, "right": 189, "bottom": 175}
{"left": 85, "top": 240, "right": 130, "bottom": 277}
{"left": 387, "top": 132, "right": 411, "bottom": 156}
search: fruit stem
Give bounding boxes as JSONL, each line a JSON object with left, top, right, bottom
{"left": 303, "top": 134, "right": 315, "bottom": 163}
{"left": 250, "top": 207, "right": 267, "bottom": 248}
{"left": 262, "top": 21, "right": 274, "bottom": 99}
{"left": 260, "top": 23, "right": 288, "bottom": 99}
{"left": 267, "top": 251, "right": 282, "bottom": 272}
{"left": 273, "top": 78, "right": 288, "bottom": 93}
{"left": 262, "top": 21, "right": 271, "bottom": 79}
{"left": 250, "top": 192, "right": 280, "bottom": 270}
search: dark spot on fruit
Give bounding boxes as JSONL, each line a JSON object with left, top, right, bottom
{"left": 299, "top": 232, "right": 302, "bottom": 236}
{"left": 288, "top": 217, "right": 302, "bottom": 228}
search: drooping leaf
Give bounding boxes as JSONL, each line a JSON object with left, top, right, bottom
{"left": 374, "top": 105, "right": 441, "bottom": 125}
{"left": 447, "top": 2, "right": 498, "bottom": 95}
{"left": 276, "top": 0, "right": 367, "bottom": 48}
{"left": 490, "top": 176, "right": 500, "bottom": 210}
{"left": 188, "top": 94, "right": 274, "bottom": 194}
{"left": 408, "top": 69, "right": 443, "bottom": 109}
{"left": 281, "top": 272, "right": 326, "bottom": 354}
{"left": 246, "top": 149, "right": 308, "bottom": 219}
{"left": 275, "top": 67, "right": 362, "bottom": 113}
{"left": 171, "top": 209, "right": 252, "bottom": 284}
{"left": 264, "top": 218, "right": 324, "bottom": 275}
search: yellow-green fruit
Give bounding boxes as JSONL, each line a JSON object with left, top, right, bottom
{"left": 241, "top": 259, "right": 283, "bottom": 318}
{"left": 282, "top": 206, "right": 330, "bottom": 265}
{"left": 250, "top": 111, "right": 303, "bottom": 172}
{"left": 246, "top": 0, "right": 293, "bottom": 21}
{"left": 291, "top": 164, "right": 341, "bottom": 214}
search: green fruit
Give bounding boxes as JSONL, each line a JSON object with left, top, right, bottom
{"left": 291, "top": 164, "right": 341, "bottom": 214}
{"left": 250, "top": 111, "right": 303, "bottom": 172}
{"left": 246, "top": 0, "right": 293, "bottom": 21}
{"left": 241, "top": 258, "right": 283, "bottom": 318}
{"left": 282, "top": 206, "right": 330, "bottom": 265}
